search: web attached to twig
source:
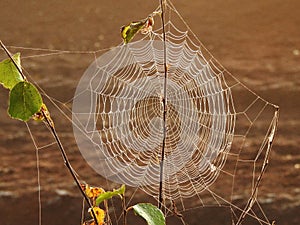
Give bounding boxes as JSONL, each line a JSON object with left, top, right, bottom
{"left": 71, "top": 1, "right": 279, "bottom": 224}
{"left": 3, "top": 0, "right": 279, "bottom": 224}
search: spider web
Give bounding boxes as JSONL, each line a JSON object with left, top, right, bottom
{"left": 2, "top": 0, "right": 279, "bottom": 225}
{"left": 71, "top": 1, "right": 279, "bottom": 224}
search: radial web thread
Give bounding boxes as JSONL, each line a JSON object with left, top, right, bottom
{"left": 71, "top": 1, "right": 279, "bottom": 224}
{"left": 4, "top": 1, "right": 279, "bottom": 224}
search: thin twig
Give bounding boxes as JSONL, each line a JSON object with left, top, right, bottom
{"left": 0, "top": 40, "right": 26, "bottom": 80}
{"left": 122, "top": 195, "right": 127, "bottom": 225}
{"left": 41, "top": 110, "right": 99, "bottom": 225}
{"left": 103, "top": 200, "right": 111, "bottom": 225}
{"left": 0, "top": 41, "right": 98, "bottom": 225}
{"left": 236, "top": 108, "right": 279, "bottom": 225}
{"left": 158, "top": 0, "right": 167, "bottom": 210}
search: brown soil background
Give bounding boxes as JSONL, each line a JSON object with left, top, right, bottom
{"left": 0, "top": 0, "right": 299, "bottom": 225}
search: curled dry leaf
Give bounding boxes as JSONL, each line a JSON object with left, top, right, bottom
{"left": 89, "top": 207, "right": 105, "bottom": 225}
{"left": 32, "top": 103, "right": 54, "bottom": 126}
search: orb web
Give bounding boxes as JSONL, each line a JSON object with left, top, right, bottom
{"left": 0, "top": 0, "right": 280, "bottom": 224}
{"left": 72, "top": 38, "right": 235, "bottom": 199}
{"left": 71, "top": 4, "right": 279, "bottom": 224}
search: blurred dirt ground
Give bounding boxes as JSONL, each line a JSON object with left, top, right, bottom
{"left": 0, "top": 0, "right": 299, "bottom": 225}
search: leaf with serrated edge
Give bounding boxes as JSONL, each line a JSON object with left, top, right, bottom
{"left": 132, "top": 203, "right": 166, "bottom": 225}
{"left": 0, "top": 53, "right": 23, "bottom": 90}
{"left": 8, "top": 81, "right": 43, "bottom": 121}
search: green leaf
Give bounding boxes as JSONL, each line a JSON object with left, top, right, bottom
{"left": 0, "top": 53, "right": 23, "bottom": 89}
{"left": 132, "top": 203, "right": 166, "bottom": 225}
{"left": 8, "top": 81, "right": 43, "bottom": 121}
{"left": 121, "top": 20, "right": 146, "bottom": 44}
{"left": 95, "top": 184, "right": 125, "bottom": 206}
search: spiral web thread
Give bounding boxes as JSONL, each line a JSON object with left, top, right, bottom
{"left": 71, "top": 1, "right": 279, "bottom": 224}
{"left": 2, "top": 0, "right": 279, "bottom": 224}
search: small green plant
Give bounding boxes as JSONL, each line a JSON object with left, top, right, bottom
{"left": 82, "top": 184, "right": 165, "bottom": 225}
{"left": 0, "top": 40, "right": 166, "bottom": 225}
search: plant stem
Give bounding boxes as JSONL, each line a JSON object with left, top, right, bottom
{"left": 122, "top": 195, "right": 127, "bottom": 225}
{"left": 41, "top": 111, "right": 99, "bottom": 225}
{"left": 0, "top": 41, "right": 98, "bottom": 225}
{"left": 236, "top": 108, "right": 279, "bottom": 225}
{"left": 158, "top": 0, "right": 167, "bottom": 210}
{"left": 0, "top": 40, "right": 26, "bottom": 80}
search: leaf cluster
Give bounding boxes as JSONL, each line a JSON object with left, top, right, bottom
{"left": 0, "top": 53, "right": 44, "bottom": 122}
{"left": 82, "top": 183, "right": 165, "bottom": 225}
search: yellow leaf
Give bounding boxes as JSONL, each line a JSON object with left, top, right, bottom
{"left": 81, "top": 184, "right": 105, "bottom": 199}
{"left": 121, "top": 13, "right": 158, "bottom": 44}
{"left": 121, "top": 20, "right": 146, "bottom": 44}
{"left": 89, "top": 207, "right": 105, "bottom": 225}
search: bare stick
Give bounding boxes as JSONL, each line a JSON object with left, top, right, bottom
{"left": 158, "top": 0, "right": 168, "bottom": 210}
{"left": 41, "top": 110, "right": 99, "bottom": 225}
{"left": 236, "top": 108, "right": 279, "bottom": 225}
{"left": 122, "top": 196, "right": 127, "bottom": 225}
